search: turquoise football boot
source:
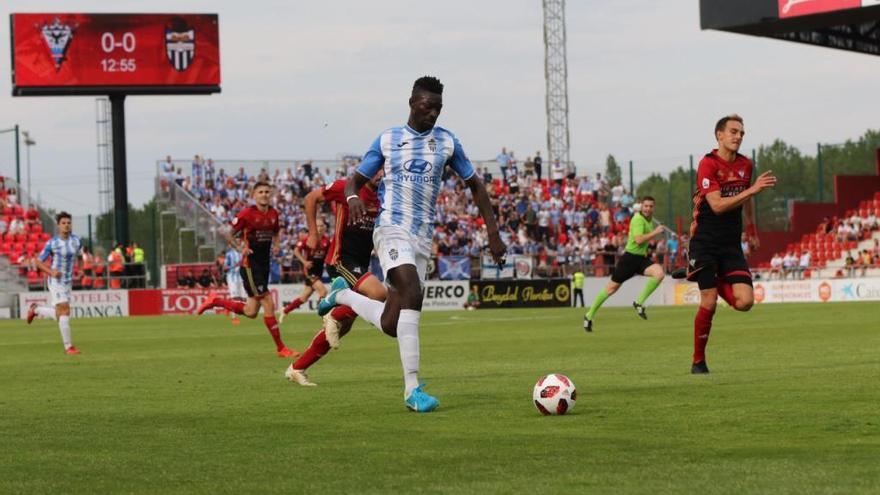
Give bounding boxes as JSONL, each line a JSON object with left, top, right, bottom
{"left": 317, "top": 277, "right": 350, "bottom": 316}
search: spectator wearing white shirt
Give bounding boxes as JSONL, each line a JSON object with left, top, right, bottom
{"left": 551, "top": 159, "right": 565, "bottom": 186}
{"left": 770, "top": 253, "right": 783, "bottom": 279}
{"left": 798, "top": 250, "right": 811, "bottom": 279}
{"left": 782, "top": 251, "right": 796, "bottom": 279}
{"left": 611, "top": 183, "right": 624, "bottom": 206}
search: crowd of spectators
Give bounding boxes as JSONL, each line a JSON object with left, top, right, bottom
{"left": 163, "top": 150, "right": 686, "bottom": 284}
{"left": 764, "top": 210, "right": 880, "bottom": 280}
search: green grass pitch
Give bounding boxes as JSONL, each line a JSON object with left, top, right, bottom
{"left": 1, "top": 302, "right": 878, "bottom": 494}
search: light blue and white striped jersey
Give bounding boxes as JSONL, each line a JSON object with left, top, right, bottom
{"left": 224, "top": 249, "right": 243, "bottom": 283}
{"left": 38, "top": 235, "right": 82, "bottom": 285}
{"left": 356, "top": 125, "right": 475, "bottom": 239}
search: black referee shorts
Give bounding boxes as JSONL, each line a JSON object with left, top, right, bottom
{"left": 240, "top": 265, "right": 270, "bottom": 298}
{"left": 326, "top": 256, "right": 371, "bottom": 288}
{"left": 686, "top": 239, "right": 752, "bottom": 290}
{"left": 611, "top": 252, "right": 654, "bottom": 284}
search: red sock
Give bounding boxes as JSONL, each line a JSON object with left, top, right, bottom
{"left": 215, "top": 298, "right": 245, "bottom": 314}
{"left": 331, "top": 305, "right": 357, "bottom": 321}
{"left": 284, "top": 297, "right": 304, "bottom": 314}
{"left": 693, "top": 306, "right": 715, "bottom": 364}
{"left": 293, "top": 330, "right": 330, "bottom": 370}
{"left": 717, "top": 280, "right": 736, "bottom": 307}
{"left": 263, "top": 316, "right": 285, "bottom": 351}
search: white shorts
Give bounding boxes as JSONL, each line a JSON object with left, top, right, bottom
{"left": 48, "top": 280, "right": 72, "bottom": 306}
{"left": 373, "top": 225, "right": 431, "bottom": 284}
{"left": 227, "top": 277, "right": 246, "bottom": 300}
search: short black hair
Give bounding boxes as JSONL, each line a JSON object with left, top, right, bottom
{"left": 413, "top": 76, "right": 443, "bottom": 95}
{"left": 641, "top": 196, "right": 655, "bottom": 203}
{"left": 55, "top": 211, "right": 71, "bottom": 223}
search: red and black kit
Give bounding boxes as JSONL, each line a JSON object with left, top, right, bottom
{"left": 297, "top": 236, "right": 331, "bottom": 285}
{"left": 322, "top": 179, "right": 380, "bottom": 286}
{"left": 687, "top": 150, "right": 753, "bottom": 290}
{"left": 231, "top": 205, "right": 280, "bottom": 297}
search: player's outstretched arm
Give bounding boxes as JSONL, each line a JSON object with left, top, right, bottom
{"left": 345, "top": 172, "right": 371, "bottom": 225}
{"left": 465, "top": 174, "right": 506, "bottom": 264}
{"left": 706, "top": 171, "right": 777, "bottom": 215}
{"left": 304, "top": 188, "right": 325, "bottom": 249}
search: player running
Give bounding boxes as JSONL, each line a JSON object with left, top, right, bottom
{"left": 223, "top": 244, "right": 245, "bottom": 325}
{"left": 26, "top": 212, "right": 82, "bottom": 355}
{"left": 284, "top": 171, "right": 387, "bottom": 387}
{"left": 672, "top": 114, "right": 776, "bottom": 374}
{"left": 317, "top": 76, "right": 506, "bottom": 412}
{"left": 196, "top": 181, "right": 299, "bottom": 358}
{"left": 583, "top": 196, "right": 667, "bottom": 332}
{"left": 278, "top": 223, "right": 330, "bottom": 323}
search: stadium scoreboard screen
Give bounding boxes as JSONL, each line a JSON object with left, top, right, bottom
{"left": 10, "top": 13, "right": 220, "bottom": 96}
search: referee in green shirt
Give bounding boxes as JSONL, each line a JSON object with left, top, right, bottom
{"left": 583, "top": 196, "right": 666, "bottom": 332}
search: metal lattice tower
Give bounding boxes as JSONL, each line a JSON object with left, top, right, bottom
{"left": 96, "top": 97, "right": 113, "bottom": 214}
{"left": 542, "top": 0, "right": 570, "bottom": 168}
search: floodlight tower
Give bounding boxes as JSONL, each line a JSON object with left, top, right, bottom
{"left": 542, "top": 0, "right": 570, "bottom": 169}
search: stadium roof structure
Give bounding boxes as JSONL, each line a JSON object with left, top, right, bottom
{"left": 700, "top": 0, "right": 880, "bottom": 56}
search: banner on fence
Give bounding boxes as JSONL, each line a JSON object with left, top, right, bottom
{"left": 438, "top": 256, "right": 471, "bottom": 280}
{"left": 470, "top": 279, "right": 570, "bottom": 308}
{"left": 18, "top": 290, "right": 129, "bottom": 319}
{"left": 481, "top": 255, "right": 514, "bottom": 279}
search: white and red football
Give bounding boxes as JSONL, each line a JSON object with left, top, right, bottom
{"left": 533, "top": 374, "right": 577, "bottom": 416}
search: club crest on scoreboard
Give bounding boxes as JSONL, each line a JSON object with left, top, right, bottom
{"left": 165, "top": 17, "right": 195, "bottom": 71}
{"left": 37, "top": 17, "right": 77, "bottom": 71}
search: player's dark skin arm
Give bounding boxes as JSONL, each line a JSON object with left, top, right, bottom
{"left": 464, "top": 174, "right": 506, "bottom": 264}
{"left": 705, "top": 170, "right": 776, "bottom": 215}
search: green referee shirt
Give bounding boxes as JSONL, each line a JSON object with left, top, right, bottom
{"left": 624, "top": 212, "right": 656, "bottom": 256}
{"left": 572, "top": 271, "right": 585, "bottom": 289}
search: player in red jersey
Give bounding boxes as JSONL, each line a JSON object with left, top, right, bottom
{"left": 672, "top": 115, "right": 776, "bottom": 374}
{"left": 284, "top": 171, "right": 387, "bottom": 386}
{"left": 196, "top": 181, "right": 299, "bottom": 358}
{"left": 278, "top": 223, "right": 330, "bottom": 323}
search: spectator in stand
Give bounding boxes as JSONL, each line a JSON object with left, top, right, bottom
{"left": 769, "top": 253, "right": 783, "bottom": 279}
{"left": 536, "top": 207, "right": 550, "bottom": 243}
{"left": 178, "top": 269, "right": 196, "bottom": 288}
{"left": 845, "top": 252, "right": 856, "bottom": 278}
{"left": 8, "top": 216, "right": 25, "bottom": 235}
{"left": 191, "top": 155, "right": 203, "bottom": 182}
{"left": 197, "top": 268, "right": 214, "bottom": 288}
{"left": 174, "top": 167, "right": 185, "bottom": 187}
{"left": 860, "top": 250, "right": 872, "bottom": 276}
{"left": 798, "top": 250, "right": 811, "bottom": 279}
{"left": 161, "top": 156, "right": 175, "bottom": 192}
{"left": 610, "top": 182, "right": 624, "bottom": 207}
{"left": 7, "top": 188, "right": 18, "bottom": 206}
{"left": 533, "top": 151, "right": 543, "bottom": 182}
{"left": 496, "top": 147, "right": 511, "bottom": 182}
{"left": 551, "top": 159, "right": 565, "bottom": 186}
{"left": 205, "top": 158, "right": 215, "bottom": 189}
{"left": 782, "top": 251, "right": 796, "bottom": 279}
{"left": 523, "top": 156, "right": 535, "bottom": 178}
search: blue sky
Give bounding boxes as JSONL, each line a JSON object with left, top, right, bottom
{"left": 1, "top": 0, "right": 879, "bottom": 215}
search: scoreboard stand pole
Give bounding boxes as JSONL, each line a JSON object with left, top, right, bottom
{"left": 109, "top": 93, "right": 129, "bottom": 247}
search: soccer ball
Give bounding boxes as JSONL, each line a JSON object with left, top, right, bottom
{"left": 533, "top": 374, "right": 577, "bottom": 416}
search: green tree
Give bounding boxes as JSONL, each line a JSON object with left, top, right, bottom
{"left": 604, "top": 154, "right": 622, "bottom": 186}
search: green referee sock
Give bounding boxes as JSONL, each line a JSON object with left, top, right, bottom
{"left": 636, "top": 278, "right": 661, "bottom": 306}
{"left": 585, "top": 288, "right": 610, "bottom": 320}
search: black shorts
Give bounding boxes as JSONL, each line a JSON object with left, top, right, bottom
{"left": 240, "top": 265, "right": 269, "bottom": 298}
{"left": 326, "top": 256, "right": 371, "bottom": 288}
{"left": 686, "top": 240, "right": 752, "bottom": 290}
{"left": 304, "top": 261, "right": 324, "bottom": 285}
{"left": 611, "top": 252, "right": 654, "bottom": 284}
